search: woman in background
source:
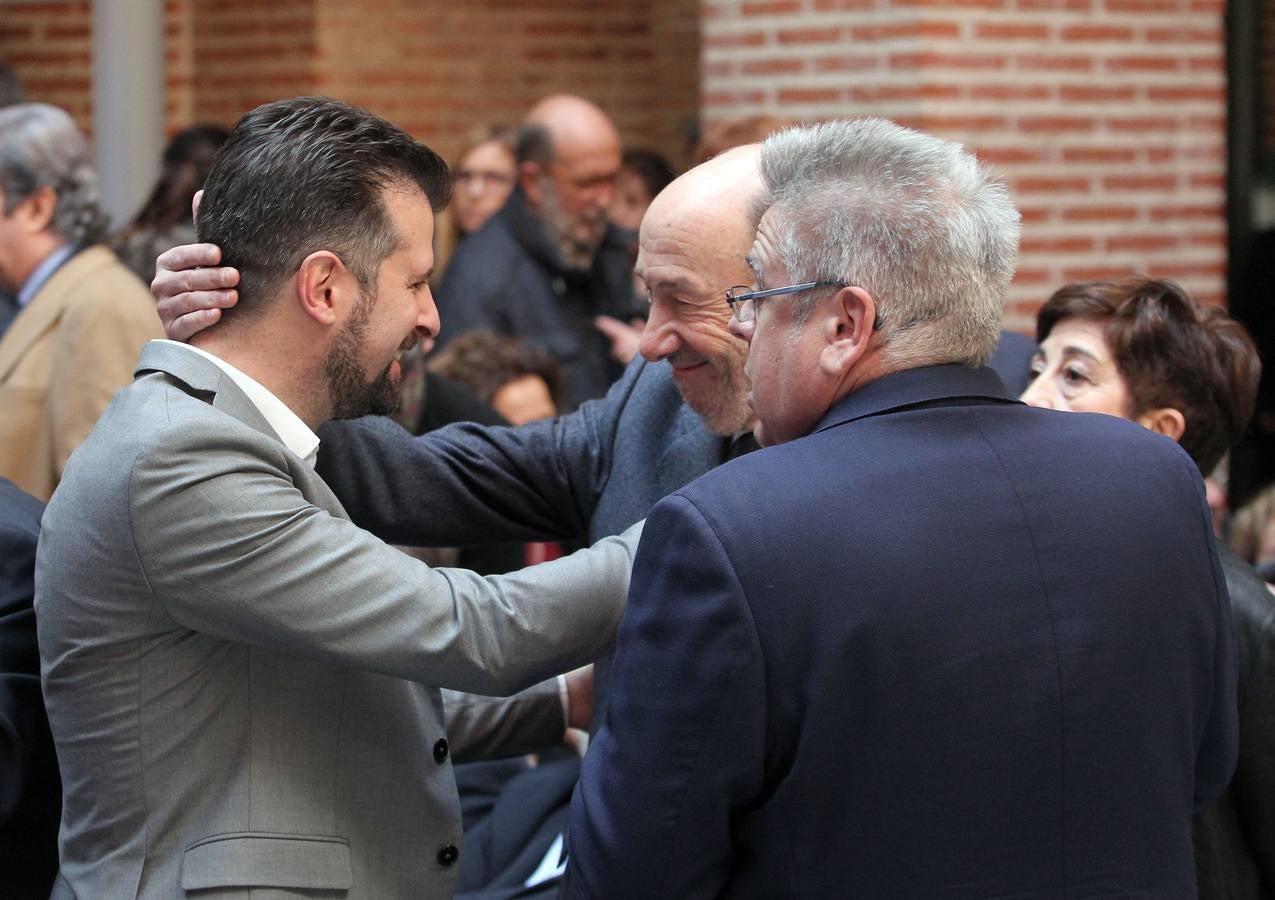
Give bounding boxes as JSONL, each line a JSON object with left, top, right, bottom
{"left": 1021, "top": 277, "right": 1273, "bottom": 900}
{"left": 112, "top": 124, "right": 228, "bottom": 283}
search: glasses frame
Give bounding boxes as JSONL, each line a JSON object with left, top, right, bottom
{"left": 724, "top": 281, "right": 845, "bottom": 323}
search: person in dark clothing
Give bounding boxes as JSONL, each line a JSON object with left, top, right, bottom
{"left": 1022, "top": 276, "right": 1274, "bottom": 899}
{"left": 0, "top": 477, "right": 57, "bottom": 899}
{"left": 432, "top": 95, "right": 644, "bottom": 411}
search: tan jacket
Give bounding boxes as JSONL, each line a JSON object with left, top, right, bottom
{"left": 0, "top": 245, "right": 162, "bottom": 500}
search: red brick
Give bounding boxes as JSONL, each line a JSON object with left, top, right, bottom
{"left": 1106, "top": 0, "right": 1184, "bottom": 10}
{"left": 778, "top": 87, "right": 844, "bottom": 104}
{"left": 1106, "top": 234, "right": 1182, "bottom": 252}
{"left": 813, "top": 0, "right": 875, "bottom": 8}
{"left": 975, "top": 22, "right": 1050, "bottom": 39}
{"left": 924, "top": 114, "right": 1011, "bottom": 131}
{"left": 919, "top": 51, "right": 1008, "bottom": 69}
{"left": 741, "top": 58, "right": 806, "bottom": 75}
{"left": 1063, "top": 265, "right": 1142, "bottom": 281}
{"left": 815, "top": 55, "right": 881, "bottom": 73}
{"left": 1021, "top": 237, "right": 1096, "bottom": 253}
{"left": 741, "top": 0, "right": 803, "bottom": 13}
{"left": 1061, "top": 147, "right": 1138, "bottom": 164}
{"left": 851, "top": 23, "right": 922, "bottom": 40}
{"left": 1062, "top": 206, "right": 1140, "bottom": 222}
{"left": 1017, "top": 0, "right": 1092, "bottom": 10}
{"left": 1019, "top": 116, "right": 1096, "bottom": 133}
{"left": 1018, "top": 207, "right": 1054, "bottom": 223}
{"left": 1012, "top": 268, "right": 1055, "bottom": 284}
{"left": 1145, "top": 26, "right": 1221, "bottom": 43}
{"left": 970, "top": 84, "right": 1051, "bottom": 101}
{"left": 1060, "top": 24, "right": 1133, "bottom": 40}
{"left": 777, "top": 27, "right": 843, "bottom": 44}
{"left": 1059, "top": 84, "right": 1137, "bottom": 102}
{"left": 1015, "top": 54, "right": 1095, "bottom": 71}
{"left": 1106, "top": 55, "right": 1181, "bottom": 72}
{"left": 1104, "top": 174, "right": 1179, "bottom": 191}
{"left": 705, "top": 31, "right": 767, "bottom": 48}
{"left": 1146, "top": 86, "right": 1225, "bottom": 102}
{"left": 1106, "top": 117, "right": 1180, "bottom": 133}
{"left": 1148, "top": 262, "right": 1227, "bottom": 278}
{"left": 1016, "top": 176, "right": 1092, "bottom": 193}
{"left": 974, "top": 147, "right": 1048, "bottom": 164}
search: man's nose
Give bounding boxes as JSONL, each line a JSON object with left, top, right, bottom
{"left": 728, "top": 316, "right": 755, "bottom": 344}
{"left": 638, "top": 305, "right": 679, "bottom": 362}
{"left": 418, "top": 287, "right": 441, "bottom": 338}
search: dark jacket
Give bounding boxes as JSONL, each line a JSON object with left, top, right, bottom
{"left": 1195, "top": 546, "right": 1275, "bottom": 899}
{"left": 434, "top": 189, "right": 642, "bottom": 411}
{"left": 0, "top": 478, "right": 57, "bottom": 899}
{"left": 569, "top": 365, "right": 1237, "bottom": 898}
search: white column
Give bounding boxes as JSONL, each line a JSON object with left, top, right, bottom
{"left": 92, "top": 0, "right": 165, "bottom": 229}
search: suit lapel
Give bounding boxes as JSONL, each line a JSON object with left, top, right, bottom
{"left": 0, "top": 246, "right": 108, "bottom": 382}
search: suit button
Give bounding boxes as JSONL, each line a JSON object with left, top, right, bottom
{"left": 433, "top": 738, "right": 449, "bottom": 763}
{"left": 437, "top": 844, "right": 459, "bottom": 867}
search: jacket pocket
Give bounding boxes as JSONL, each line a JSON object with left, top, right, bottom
{"left": 181, "top": 831, "right": 352, "bottom": 891}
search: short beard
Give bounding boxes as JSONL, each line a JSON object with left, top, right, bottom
{"left": 677, "top": 345, "right": 753, "bottom": 437}
{"left": 325, "top": 291, "right": 401, "bottom": 420}
{"left": 538, "top": 176, "right": 605, "bottom": 271}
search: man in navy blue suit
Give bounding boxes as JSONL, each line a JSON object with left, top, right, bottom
{"left": 567, "top": 119, "right": 1238, "bottom": 897}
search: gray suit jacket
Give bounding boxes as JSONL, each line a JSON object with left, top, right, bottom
{"left": 35, "top": 341, "right": 639, "bottom": 899}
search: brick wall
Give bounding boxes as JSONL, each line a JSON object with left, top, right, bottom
{"left": 702, "top": 0, "right": 1228, "bottom": 331}
{"left": 0, "top": 0, "right": 699, "bottom": 171}
{"left": 1, "top": 1, "right": 94, "bottom": 135}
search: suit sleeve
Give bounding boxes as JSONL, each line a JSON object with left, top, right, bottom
{"left": 314, "top": 357, "right": 648, "bottom": 547}
{"left": 127, "top": 423, "right": 642, "bottom": 698}
{"left": 443, "top": 679, "right": 565, "bottom": 762}
{"left": 567, "top": 493, "right": 766, "bottom": 899}
{"left": 47, "top": 276, "right": 162, "bottom": 478}
{"left": 0, "top": 485, "right": 44, "bottom": 823}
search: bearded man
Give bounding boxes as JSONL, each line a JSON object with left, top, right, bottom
{"left": 433, "top": 94, "right": 645, "bottom": 410}
{"left": 36, "top": 97, "right": 639, "bottom": 900}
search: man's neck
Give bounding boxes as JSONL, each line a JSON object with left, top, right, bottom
{"left": 191, "top": 330, "right": 329, "bottom": 430}
{"left": 8, "top": 234, "right": 67, "bottom": 294}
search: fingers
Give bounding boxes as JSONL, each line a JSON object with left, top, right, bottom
{"left": 165, "top": 308, "right": 225, "bottom": 343}
{"left": 154, "top": 242, "right": 225, "bottom": 279}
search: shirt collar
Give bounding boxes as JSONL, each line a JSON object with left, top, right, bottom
{"left": 17, "top": 242, "right": 77, "bottom": 307}
{"left": 158, "top": 340, "right": 321, "bottom": 465}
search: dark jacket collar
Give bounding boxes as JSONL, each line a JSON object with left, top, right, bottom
{"left": 814, "top": 364, "right": 1017, "bottom": 435}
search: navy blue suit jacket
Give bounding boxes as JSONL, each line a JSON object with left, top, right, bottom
{"left": 568, "top": 364, "right": 1238, "bottom": 899}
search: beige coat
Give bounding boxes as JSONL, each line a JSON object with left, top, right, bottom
{"left": 0, "top": 245, "right": 162, "bottom": 500}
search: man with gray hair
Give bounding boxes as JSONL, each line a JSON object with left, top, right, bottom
{"left": 0, "top": 103, "right": 161, "bottom": 500}
{"left": 567, "top": 119, "right": 1237, "bottom": 896}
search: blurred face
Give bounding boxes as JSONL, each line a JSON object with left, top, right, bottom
{"left": 729, "top": 211, "right": 833, "bottom": 447}
{"left": 492, "top": 374, "right": 557, "bottom": 425}
{"left": 534, "top": 134, "right": 621, "bottom": 269}
{"left": 634, "top": 211, "right": 751, "bottom": 436}
{"left": 610, "top": 167, "right": 653, "bottom": 233}
{"left": 1020, "top": 318, "right": 1133, "bottom": 418}
{"left": 327, "top": 186, "right": 440, "bottom": 419}
{"left": 452, "top": 141, "right": 515, "bottom": 236}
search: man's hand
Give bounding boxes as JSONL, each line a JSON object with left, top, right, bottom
{"left": 151, "top": 243, "right": 240, "bottom": 342}
{"left": 594, "top": 316, "right": 645, "bottom": 366}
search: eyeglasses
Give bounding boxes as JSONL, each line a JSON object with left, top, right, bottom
{"left": 724, "top": 282, "right": 845, "bottom": 323}
{"left": 453, "top": 170, "right": 514, "bottom": 193}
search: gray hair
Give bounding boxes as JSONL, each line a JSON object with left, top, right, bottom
{"left": 0, "top": 103, "right": 108, "bottom": 245}
{"left": 757, "top": 118, "right": 1020, "bottom": 369}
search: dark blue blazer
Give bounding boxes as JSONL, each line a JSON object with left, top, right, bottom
{"left": 568, "top": 364, "right": 1238, "bottom": 899}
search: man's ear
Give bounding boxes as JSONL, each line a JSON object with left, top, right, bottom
{"left": 295, "top": 251, "right": 352, "bottom": 327}
{"left": 519, "top": 161, "right": 544, "bottom": 206}
{"left": 818, "top": 286, "right": 876, "bottom": 378}
{"left": 1136, "top": 406, "right": 1186, "bottom": 443}
{"left": 16, "top": 185, "right": 56, "bottom": 234}
{"left": 191, "top": 188, "right": 204, "bottom": 222}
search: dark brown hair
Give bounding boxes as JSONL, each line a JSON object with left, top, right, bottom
{"left": 1037, "top": 277, "right": 1262, "bottom": 475}
{"left": 428, "top": 330, "right": 564, "bottom": 412}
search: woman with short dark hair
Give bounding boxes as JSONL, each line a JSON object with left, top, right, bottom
{"left": 1022, "top": 277, "right": 1274, "bottom": 899}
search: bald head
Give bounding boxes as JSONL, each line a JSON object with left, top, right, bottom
{"left": 518, "top": 94, "right": 622, "bottom": 268}
{"left": 635, "top": 145, "right": 763, "bottom": 436}
{"left": 642, "top": 144, "right": 762, "bottom": 277}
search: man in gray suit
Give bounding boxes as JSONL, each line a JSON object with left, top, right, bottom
{"left": 36, "top": 97, "right": 639, "bottom": 899}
